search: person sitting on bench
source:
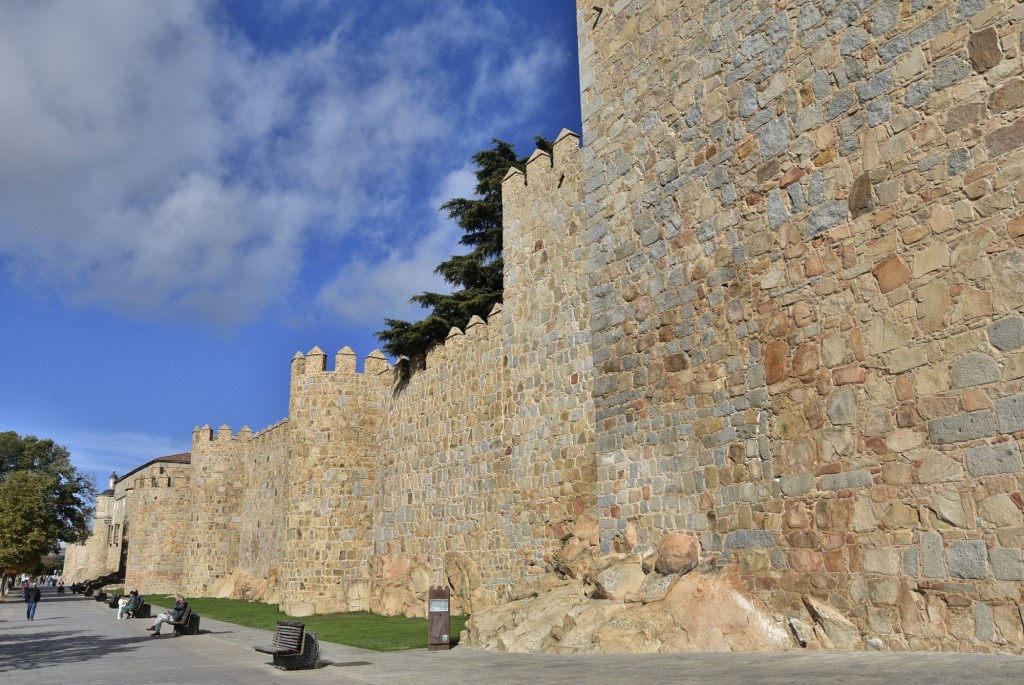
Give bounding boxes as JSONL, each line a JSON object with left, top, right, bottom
{"left": 147, "top": 595, "right": 187, "bottom": 636}
{"left": 117, "top": 590, "right": 143, "bottom": 619}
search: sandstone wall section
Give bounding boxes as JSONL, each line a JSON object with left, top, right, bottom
{"left": 577, "top": 0, "right": 1024, "bottom": 651}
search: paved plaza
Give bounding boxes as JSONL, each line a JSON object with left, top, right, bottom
{"left": 0, "top": 587, "right": 1021, "bottom": 684}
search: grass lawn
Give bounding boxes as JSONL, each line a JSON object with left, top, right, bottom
{"left": 147, "top": 596, "right": 469, "bottom": 651}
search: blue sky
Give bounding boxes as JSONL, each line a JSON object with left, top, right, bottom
{"left": 0, "top": 0, "right": 582, "bottom": 489}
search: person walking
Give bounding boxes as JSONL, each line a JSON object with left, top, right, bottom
{"left": 25, "top": 583, "right": 41, "bottom": 621}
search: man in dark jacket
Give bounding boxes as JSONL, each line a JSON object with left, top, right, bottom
{"left": 147, "top": 595, "right": 187, "bottom": 636}
{"left": 25, "top": 583, "right": 41, "bottom": 620}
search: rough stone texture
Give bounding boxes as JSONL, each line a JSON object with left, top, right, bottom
{"left": 594, "top": 561, "right": 647, "bottom": 602}
{"left": 951, "top": 352, "right": 1002, "bottom": 388}
{"left": 465, "top": 571, "right": 797, "bottom": 653}
{"left": 928, "top": 411, "right": 997, "bottom": 444}
{"left": 968, "top": 27, "right": 1002, "bottom": 72}
{"left": 996, "top": 394, "right": 1024, "bottom": 434}
{"left": 68, "top": 0, "right": 1024, "bottom": 655}
{"left": 654, "top": 534, "right": 700, "bottom": 575}
{"left": 947, "top": 540, "right": 989, "bottom": 579}
{"left": 803, "top": 596, "right": 862, "bottom": 649}
{"left": 989, "top": 317, "right": 1024, "bottom": 351}
{"left": 873, "top": 256, "right": 911, "bottom": 294}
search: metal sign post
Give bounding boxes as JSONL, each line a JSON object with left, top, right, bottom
{"left": 427, "top": 586, "right": 451, "bottom": 650}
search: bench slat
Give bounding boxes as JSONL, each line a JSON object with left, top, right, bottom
{"left": 255, "top": 621, "right": 306, "bottom": 658}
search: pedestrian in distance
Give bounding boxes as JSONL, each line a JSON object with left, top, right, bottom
{"left": 25, "top": 583, "right": 41, "bottom": 620}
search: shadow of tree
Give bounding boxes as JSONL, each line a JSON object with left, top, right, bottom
{"left": 0, "top": 628, "right": 152, "bottom": 672}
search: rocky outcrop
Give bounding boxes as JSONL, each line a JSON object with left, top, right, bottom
{"left": 463, "top": 570, "right": 801, "bottom": 653}
{"left": 462, "top": 526, "right": 869, "bottom": 653}
{"left": 209, "top": 568, "right": 280, "bottom": 605}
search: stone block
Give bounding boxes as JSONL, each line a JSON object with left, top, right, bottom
{"left": 866, "top": 317, "right": 913, "bottom": 355}
{"left": 927, "top": 411, "right": 996, "bottom": 445}
{"left": 978, "top": 494, "right": 1024, "bottom": 527}
{"left": 995, "top": 394, "right": 1024, "bottom": 433}
{"left": 928, "top": 491, "right": 968, "bottom": 528}
{"left": 780, "top": 472, "right": 814, "bottom": 496}
{"left": 866, "top": 578, "right": 899, "bottom": 605}
{"left": 933, "top": 55, "right": 971, "bottom": 90}
{"left": 724, "top": 530, "right": 776, "bottom": 549}
{"left": 951, "top": 352, "right": 1001, "bottom": 388}
{"left": 921, "top": 531, "right": 945, "bottom": 578}
{"left": 887, "top": 348, "right": 927, "bottom": 374}
{"left": 873, "top": 255, "right": 910, "bottom": 293}
{"left": 881, "top": 503, "right": 918, "bottom": 530}
{"left": 965, "top": 442, "right": 1023, "bottom": 477}
{"left": 989, "top": 548, "right": 1024, "bottom": 581}
{"left": 808, "top": 201, "right": 849, "bottom": 237}
{"left": 918, "top": 453, "right": 965, "bottom": 483}
{"left": 968, "top": 27, "right": 1002, "bottom": 72}
{"left": 947, "top": 540, "right": 989, "bottom": 579}
{"left": 988, "top": 317, "right": 1024, "bottom": 351}
{"left": 903, "top": 547, "right": 919, "bottom": 576}
{"left": 987, "top": 118, "right": 1024, "bottom": 158}
{"left": 819, "top": 469, "right": 872, "bottom": 491}
{"left": 828, "top": 387, "right": 857, "bottom": 425}
{"left": 945, "top": 101, "right": 986, "bottom": 132}
{"left": 989, "top": 78, "right": 1024, "bottom": 114}
{"left": 974, "top": 602, "right": 995, "bottom": 642}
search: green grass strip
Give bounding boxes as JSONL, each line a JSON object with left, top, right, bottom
{"left": 148, "top": 596, "right": 468, "bottom": 652}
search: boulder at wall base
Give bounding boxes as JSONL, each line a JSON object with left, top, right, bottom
{"left": 654, "top": 533, "right": 700, "bottom": 575}
{"left": 445, "top": 552, "right": 488, "bottom": 615}
{"left": 593, "top": 561, "right": 646, "bottom": 601}
{"left": 463, "top": 582, "right": 599, "bottom": 652}
{"left": 463, "top": 571, "right": 803, "bottom": 653}
{"left": 803, "top": 595, "right": 863, "bottom": 649}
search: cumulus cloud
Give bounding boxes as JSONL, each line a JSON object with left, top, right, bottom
{"left": 0, "top": 0, "right": 574, "bottom": 329}
{"left": 316, "top": 164, "right": 478, "bottom": 324}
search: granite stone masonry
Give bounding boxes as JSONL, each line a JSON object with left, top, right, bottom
{"left": 67, "top": 0, "right": 1024, "bottom": 654}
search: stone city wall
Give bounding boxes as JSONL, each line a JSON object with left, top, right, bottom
{"left": 279, "top": 347, "right": 391, "bottom": 615}
{"left": 181, "top": 422, "right": 289, "bottom": 600}
{"left": 123, "top": 460, "right": 192, "bottom": 594}
{"left": 70, "top": 0, "right": 1023, "bottom": 653}
{"left": 577, "top": 0, "right": 1024, "bottom": 651}
{"left": 500, "top": 131, "right": 597, "bottom": 576}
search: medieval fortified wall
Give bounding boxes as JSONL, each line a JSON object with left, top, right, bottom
{"left": 67, "top": 0, "right": 1024, "bottom": 653}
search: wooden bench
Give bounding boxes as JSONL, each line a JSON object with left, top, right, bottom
{"left": 167, "top": 607, "right": 200, "bottom": 636}
{"left": 125, "top": 600, "right": 150, "bottom": 619}
{"left": 254, "top": 620, "right": 319, "bottom": 670}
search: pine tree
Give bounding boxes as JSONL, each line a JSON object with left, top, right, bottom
{"left": 376, "top": 137, "right": 551, "bottom": 359}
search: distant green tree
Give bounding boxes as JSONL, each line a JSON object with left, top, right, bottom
{"left": 0, "top": 431, "right": 95, "bottom": 579}
{"left": 376, "top": 137, "right": 551, "bottom": 359}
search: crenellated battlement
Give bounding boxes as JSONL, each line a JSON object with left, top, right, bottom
{"left": 290, "top": 345, "right": 391, "bottom": 377}
{"left": 421, "top": 304, "right": 503, "bottom": 372}
{"left": 501, "top": 129, "right": 581, "bottom": 223}
{"left": 191, "top": 418, "right": 289, "bottom": 447}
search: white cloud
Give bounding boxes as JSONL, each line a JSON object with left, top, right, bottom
{"left": 315, "top": 164, "right": 478, "bottom": 326}
{"left": 0, "top": 0, "right": 574, "bottom": 329}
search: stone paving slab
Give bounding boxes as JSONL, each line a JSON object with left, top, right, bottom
{"left": 2, "top": 588, "right": 1022, "bottom": 684}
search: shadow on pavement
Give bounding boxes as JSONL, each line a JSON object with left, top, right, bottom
{"left": 0, "top": 630, "right": 155, "bottom": 673}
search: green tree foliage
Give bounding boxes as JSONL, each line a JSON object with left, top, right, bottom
{"left": 0, "top": 431, "right": 95, "bottom": 575}
{"left": 376, "top": 137, "right": 551, "bottom": 359}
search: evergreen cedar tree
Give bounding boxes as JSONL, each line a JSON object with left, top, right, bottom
{"left": 0, "top": 431, "right": 95, "bottom": 575}
{"left": 376, "top": 137, "right": 553, "bottom": 360}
